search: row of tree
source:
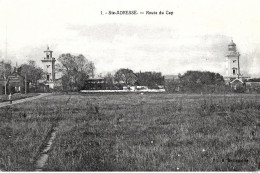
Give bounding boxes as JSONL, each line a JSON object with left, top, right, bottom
{"left": 0, "top": 54, "right": 96, "bottom": 92}
{"left": 56, "top": 54, "right": 165, "bottom": 91}
{"left": 112, "top": 68, "right": 164, "bottom": 89}
{"left": 20, "top": 60, "right": 45, "bottom": 91}
{"left": 0, "top": 53, "right": 233, "bottom": 93}
{"left": 57, "top": 53, "right": 95, "bottom": 91}
{"left": 0, "top": 60, "right": 44, "bottom": 87}
{"left": 165, "top": 71, "right": 231, "bottom": 93}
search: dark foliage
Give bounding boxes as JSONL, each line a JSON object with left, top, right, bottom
{"left": 114, "top": 68, "right": 137, "bottom": 86}
{"left": 57, "top": 53, "right": 92, "bottom": 91}
{"left": 167, "top": 71, "right": 228, "bottom": 93}
{"left": 20, "top": 60, "right": 44, "bottom": 91}
{"left": 247, "top": 78, "right": 260, "bottom": 82}
{"left": 135, "top": 72, "right": 164, "bottom": 89}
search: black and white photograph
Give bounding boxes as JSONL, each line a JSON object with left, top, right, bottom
{"left": 0, "top": 0, "right": 260, "bottom": 171}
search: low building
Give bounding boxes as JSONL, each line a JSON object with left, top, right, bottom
{"left": 245, "top": 81, "right": 260, "bottom": 93}
{"left": 230, "top": 78, "right": 244, "bottom": 90}
{"left": 85, "top": 77, "right": 106, "bottom": 90}
{"left": 136, "top": 86, "right": 148, "bottom": 90}
{"left": 6, "top": 70, "right": 29, "bottom": 94}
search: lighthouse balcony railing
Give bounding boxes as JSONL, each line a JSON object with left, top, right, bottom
{"left": 42, "top": 57, "right": 56, "bottom": 60}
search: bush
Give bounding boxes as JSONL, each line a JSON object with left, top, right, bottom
{"left": 178, "top": 71, "right": 226, "bottom": 93}
{"left": 233, "top": 85, "right": 246, "bottom": 93}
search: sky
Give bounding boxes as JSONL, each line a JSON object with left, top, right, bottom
{"left": 0, "top": 0, "right": 260, "bottom": 77}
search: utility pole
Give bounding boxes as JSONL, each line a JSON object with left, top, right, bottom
{"left": 4, "top": 24, "right": 8, "bottom": 94}
{"left": 4, "top": 74, "right": 7, "bottom": 95}
{"left": 25, "top": 73, "right": 27, "bottom": 94}
{"left": 5, "top": 24, "right": 7, "bottom": 60}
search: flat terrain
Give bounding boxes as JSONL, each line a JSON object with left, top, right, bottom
{"left": 0, "top": 93, "right": 259, "bottom": 171}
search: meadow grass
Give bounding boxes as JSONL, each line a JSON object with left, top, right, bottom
{"left": 0, "top": 94, "right": 62, "bottom": 171}
{"left": 0, "top": 93, "right": 260, "bottom": 171}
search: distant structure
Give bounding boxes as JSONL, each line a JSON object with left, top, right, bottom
{"left": 7, "top": 67, "right": 26, "bottom": 93}
{"left": 41, "top": 46, "right": 56, "bottom": 89}
{"left": 85, "top": 77, "right": 106, "bottom": 90}
{"left": 224, "top": 40, "right": 250, "bottom": 88}
{"left": 225, "top": 40, "right": 241, "bottom": 78}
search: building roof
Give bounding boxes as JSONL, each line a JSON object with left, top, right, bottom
{"left": 44, "top": 46, "right": 53, "bottom": 52}
{"left": 228, "top": 40, "right": 236, "bottom": 46}
{"left": 230, "top": 78, "right": 243, "bottom": 84}
{"left": 246, "top": 81, "right": 260, "bottom": 85}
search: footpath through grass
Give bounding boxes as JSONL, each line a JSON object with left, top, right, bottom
{"left": 0, "top": 94, "right": 62, "bottom": 171}
{"left": 0, "top": 93, "right": 260, "bottom": 171}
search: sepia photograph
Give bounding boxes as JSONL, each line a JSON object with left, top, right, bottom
{"left": 0, "top": 0, "right": 260, "bottom": 171}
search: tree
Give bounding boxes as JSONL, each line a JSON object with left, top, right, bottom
{"left": 178, "top": 71, "right": 225, "bottom": 93}
{"left": 135, "top": 71, "right": 164, "bottom": 89}
{"left": 20, "top": 60, "right": 44, "bottom": 91}
{"left": 104, "top": 72, "right": 115, "bottom": 89}
{"left": 165, "top": 78, "right": 180, "bottom": 93}
{"left": 87, "top": 61, "right": 95, "bottom": 78}
{"left": 0, "top": 60, "right": 13, "bottom": 94}
{"left": 0, "top": 60, "right": 12, "bottom": 79}
{"left": 57, "top": 53, "right": 93, "bottom": 91}
{"left": 114, "top": 68, "right": 137, "bottom": 86}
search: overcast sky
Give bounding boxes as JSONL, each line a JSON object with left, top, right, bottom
{"left": 0, "top": 0, "right": 260, "bottom": 77}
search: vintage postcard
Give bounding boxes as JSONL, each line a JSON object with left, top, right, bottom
{"left": 0, "top": 0, "right": 259, "bottom": 171}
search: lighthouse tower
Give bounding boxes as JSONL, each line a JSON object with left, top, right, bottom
{"left": 41, "top": 46, "right": 56, "bottom": 88}
{"left": 225, "top": 40, "right": 241, "bottom": 78}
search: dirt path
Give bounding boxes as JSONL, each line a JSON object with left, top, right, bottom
{"left": 0, "top": 93, "right": 52, "bottom": 108}
{"left": 33, "top": 95, "right": 72, "bottom": 171}
{"left": 34, "top": 124, "right": 59, "bottom": 171}
{"left": 0, "top": 93, "right": 52, "bottom": 172}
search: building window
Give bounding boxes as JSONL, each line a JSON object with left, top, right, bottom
{"left": 47, "top": 55, "right": 49, "bottom": 58}
{"left": 47, "top": 75, "right": 50, "bottom": 81}
{"left": 233, "top": 69, "right": 236, "bottom": 75}
{"left": 233, "top": 60, "right": 236, "bottom": 63}
{"left": 46, "top": 65, "right": 50, "bottom": 68}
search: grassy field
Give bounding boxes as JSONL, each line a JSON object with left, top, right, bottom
{"left": 0, "top": 93, "right": 259, "bottom": 171}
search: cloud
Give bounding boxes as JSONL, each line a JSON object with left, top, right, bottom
{"left": 1, "top": 0, "right": 260, "bottom": 77}
{"left": 65, "top": 23, "right": 256, "bottom": 75}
